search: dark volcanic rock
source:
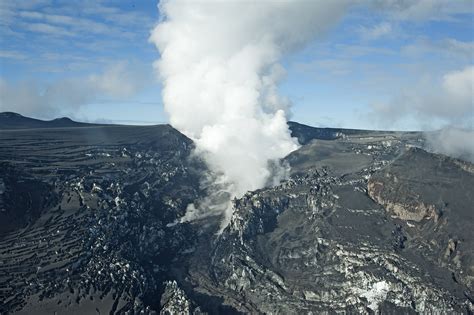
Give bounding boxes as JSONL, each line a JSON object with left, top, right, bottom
{"left": 288, "top": 121, "right": 344, "bottom": 144}
{"left": 0, "top": 163, "right": 57, "bottom": 234}
{"left": 368, "top": 147, "right": 474, "bottom": 294}
{"left": 160, "top": 281, "right": 203, "bottom": 315}
{"left": 0, "top": 123, "right": 206, "bottom": 314}
{"left": 287, "top": 120, "right": 418, "bottom": 145}
{"left": 1, "top": 113, "right": 472, "bottom": 314}
{"left": 184, "top": 131, "right": 473, "bottom": 314}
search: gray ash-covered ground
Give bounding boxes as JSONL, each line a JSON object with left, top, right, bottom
{"left": 0, "top": 112, "right": 473, "bottom": 314}
{"left": 0, "top": 120, "right": 206, "bottom": 314}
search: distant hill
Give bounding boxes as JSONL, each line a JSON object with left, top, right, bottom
{"left": 0, "top": 112, "right": 418, "bottom": 145}
{"left": 0, "top": 112, "right": 95, "bottom": 129}
{"left": 288, "top": 121, "right": 346, "bottom": 144}
{"left": 0, "top": 112, "right": 368, "bottom": 136}
{"left": 287, "top": 121, "right": 422, "bottom": 145}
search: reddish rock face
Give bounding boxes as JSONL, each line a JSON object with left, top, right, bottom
{"left": 367, "top": 147, "right": 474, "bottom": 292}
{"left": 368, "top": 178, "right": 440, "bottom": 222}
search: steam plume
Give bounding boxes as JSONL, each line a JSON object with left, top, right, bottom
{"left": 150, "top": 0, "right": 348, "bottom": 223}
{"left": 425, "top": 128, "right": 474, "bottom": 163}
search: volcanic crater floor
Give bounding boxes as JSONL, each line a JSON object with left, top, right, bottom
{"left": 0, "top": 121, "right": 473, "bottom": 314}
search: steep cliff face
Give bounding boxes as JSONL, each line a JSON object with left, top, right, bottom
{"left": 368, "top": 147, "right": 474, "bottom": 292}
{"left": 368, "top": 179, "right": 440, "bottom": 222}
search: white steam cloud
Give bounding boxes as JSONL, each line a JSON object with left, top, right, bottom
{"left": 370, "top": 65, "right": 473, "bottom": 162}
{"left": 150, "top": 0, "right": 349, "bottom": 224}
{"left": 425, "top": 128, "right": 474, "bottom": 163}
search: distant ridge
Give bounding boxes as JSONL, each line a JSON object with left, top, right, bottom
{"left": 287, "top": 121, "right": 423, "bottom": 145}
{"left": 0, "top": 112, "right": 420, "bottom": 144}
{"left": 0, "top": 112, "right": 96, "bottom": 130}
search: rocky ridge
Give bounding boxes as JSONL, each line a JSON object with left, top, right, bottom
{"left": 190, "top": 139, "right": 473, "bottom": 314}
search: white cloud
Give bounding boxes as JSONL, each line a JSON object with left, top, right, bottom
{"left": 443, "top": 39, "right": 474, "bottom": 59}
{"left": 0, "top": 0, "right": 152, "bottom": 65}
{"left": 371, "top": 0, "right": 473, "bottom": 21}
{"left": 369, "top": 65, "right": 474, "bottom": 129}
{"left": 0, "top": 61, "right": 148, "bottom": 119}
{"left": 89, "top": 62, "right": 146, "bottom": 98}
{"left": 17, "top": 10, "right": 122, "bottom": 36}
{"left": 442, "top": 66, "right": 474, "bottom": 111}
{"left": 402, "top": 38, "right": 474, "bottom": 60}
{"left": 0, "top": 50, "right": 27, "bottom": 59}
{"left": 20, "top": 21, "right": 75, "bottom": 36}
{"left": 358, "top": 22, "right": 392, "bottom": 40}
{"left": 294, "top": 58, "right": 353, "bottom": 76}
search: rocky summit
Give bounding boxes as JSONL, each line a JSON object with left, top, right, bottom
{"left": 0, "top": 113, "right": 472, "bottom": 314}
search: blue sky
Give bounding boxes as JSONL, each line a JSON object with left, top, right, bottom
{"left": 0, "top": 0, "right": 472, "bottom": 130}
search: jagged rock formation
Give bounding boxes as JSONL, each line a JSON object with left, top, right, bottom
{"left": 368, "top": 148, "right": 474, "bottom": 294}
{"left": 0, "top": 113, "right": 472, "bottom": 314}
{"left": 0, "top": 123, "right": 206, "bottom": 314}
{"left": 186, "top": 133, "right": 473, "bottom": 314}
{"left": 160, "top": 281, "right": 202, "bottom": 315}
